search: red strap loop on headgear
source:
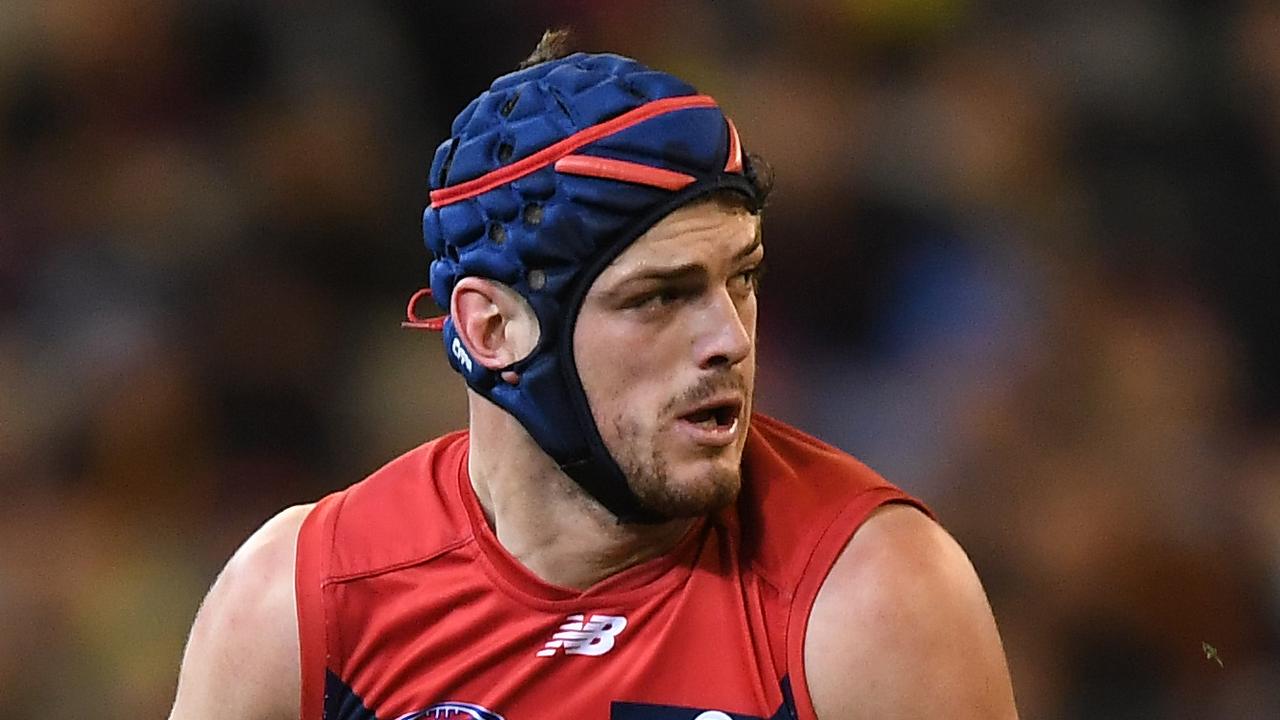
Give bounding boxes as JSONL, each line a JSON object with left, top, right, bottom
{"left": 401, "top": 287, "right": 447, "bottom": 331}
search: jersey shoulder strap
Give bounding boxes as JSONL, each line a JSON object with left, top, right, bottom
{"left": 294, "top": 430, "right": 471, "bottom": 720}
{"left": 739, "top": 413, "right": 929, "bottom": 591}
{"left": 738, "top": 413, "right": 932, "bottom": 720}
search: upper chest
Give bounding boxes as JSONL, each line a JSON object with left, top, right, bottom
{"left": 323, "top": 539, "right": 794, "bottom": 720}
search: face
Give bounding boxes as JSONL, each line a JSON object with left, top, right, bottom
{"left": 574, "top": 198, "right": 763, "bottom": 519}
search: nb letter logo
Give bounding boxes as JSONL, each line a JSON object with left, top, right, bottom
{"left": 451, "top": 337, "right": 474, "bottom": 372}
{"left": 537, "top": 614, "right": 627, "bottom": 657}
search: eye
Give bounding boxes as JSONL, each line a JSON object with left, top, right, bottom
{"left": 730, "top": 264, "right": 764, "bottom": 294}
{"left": 625, "top": 276, "right": 710, "bottom": 314}
{"left": 635, "top": 287, "right": 684, "bottom": 309}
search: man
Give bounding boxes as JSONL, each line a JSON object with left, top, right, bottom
{"left": 169, "top": 33, "right": 1018, "bottom": 720}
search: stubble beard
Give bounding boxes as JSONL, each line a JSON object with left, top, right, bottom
{"left": 608, "top": 373, "right": 752, "bottom": 520}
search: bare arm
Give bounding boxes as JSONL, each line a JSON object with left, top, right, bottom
{"left": 168, "top": 504, "right": 313, "bottom": 720}
{"left": 805, "top": 504, "right": 1018, "bottom": 719}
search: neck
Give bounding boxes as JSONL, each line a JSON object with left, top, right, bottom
{"left": 466, "top": 393, "right": 694, "bottom": 590}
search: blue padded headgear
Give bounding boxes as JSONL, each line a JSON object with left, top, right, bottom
{"left": 421, "top": 52, "right": 765, "bottom": 523}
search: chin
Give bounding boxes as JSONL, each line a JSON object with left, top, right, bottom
{"left": 629, "top": 456, "right": 742, "bottom": 520}
{"left": 606, "top": 414, "right": 748, "bottom": 520}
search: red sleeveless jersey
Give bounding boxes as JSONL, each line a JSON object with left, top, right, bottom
{"left": 295, "top": 413, "right": 928, "bottom": 720}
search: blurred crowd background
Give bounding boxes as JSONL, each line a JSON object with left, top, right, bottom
{"left": 2, "top": 0, "right": 1278, "bottom": 717}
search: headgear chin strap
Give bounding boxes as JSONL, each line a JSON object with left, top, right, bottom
{"left": 418, "top": 52, "right": 765, "bottom": 523}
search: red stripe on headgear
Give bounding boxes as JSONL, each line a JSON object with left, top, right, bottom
{"left": 428, "top": 95, "right": 719, "bottom": 208}
{"left": 554, "top": 155, "right": 695, "bottom": 191}
{"left": 724, "top": 117, "right": 743, "bottom": 173}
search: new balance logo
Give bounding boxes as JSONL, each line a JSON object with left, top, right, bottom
{"left": 536, "top": 614, "right": 627, "bottom": 657}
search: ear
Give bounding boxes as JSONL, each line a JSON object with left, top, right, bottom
{"left": 451, "top": 277, "right": 541, "bottom": 383}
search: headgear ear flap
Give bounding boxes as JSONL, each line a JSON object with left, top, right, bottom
{"left": 417, "top": 52, "right": 766, "bottom": 523}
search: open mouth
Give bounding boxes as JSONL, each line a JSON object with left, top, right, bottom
{"left": 678, "top": 399, "right": 742, "bottom": 432}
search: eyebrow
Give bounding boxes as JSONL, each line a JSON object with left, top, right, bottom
{"left": 621, "top": 234, "right": 765, "bottom": 285}
{"left": 734, "top": 234, "right": 765, "bottom": 261}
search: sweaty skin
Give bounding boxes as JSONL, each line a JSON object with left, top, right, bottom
{"left": 168, "top": 201, "right": 1018, "bottom": 720}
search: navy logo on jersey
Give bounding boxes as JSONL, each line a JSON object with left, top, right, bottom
{"left": 611, "top": 677, "right": 799, "bottom": 720}
{"left": 395, "top": 702, "right": 505, "bottom": 720}
{"left": 611, "top": 705, "right": 765, "bottom": 720}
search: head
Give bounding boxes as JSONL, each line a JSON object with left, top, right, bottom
{"left": 421, "top": 33, "right": 772, "bottom": 522}
{"left": 574, "top": 194, "right": 762, "bottom": 518}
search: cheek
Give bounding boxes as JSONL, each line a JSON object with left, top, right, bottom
{"left": 574, "top": 312, "right": 671, "bottom": 423}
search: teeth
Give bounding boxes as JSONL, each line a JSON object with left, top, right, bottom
{"left": 682, "top": 406, "right": 738, "bottom": 431}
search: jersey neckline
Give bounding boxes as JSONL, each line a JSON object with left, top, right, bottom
{"left": 450, "top": 434, "right": 710, "bottom": 610}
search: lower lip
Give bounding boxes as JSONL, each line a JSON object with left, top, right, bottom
{"left": 676, "top": 415, "right": 740, "bottom": 447}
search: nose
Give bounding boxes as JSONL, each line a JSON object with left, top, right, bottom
{"left": 694, "top": 288, "right": 753, "bottom": 370}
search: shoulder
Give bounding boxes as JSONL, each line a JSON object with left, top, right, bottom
{"left": 738, "top": 414, "right": 927, "bottom": 589}
{"left": 312, "top": 431, "right": 472, "bottom": 579}
{"left": 169, "top": 504, "right": 313, "bottom": 720}
{"left": 741, "top": 414, "right": 914, "bottom": 510}
{"left": 803, "top": 504, "right": 1018, "bottom": 720}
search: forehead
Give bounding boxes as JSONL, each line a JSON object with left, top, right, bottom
{"left": 599, "top": 200, "right": 761, "bottom": 278}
